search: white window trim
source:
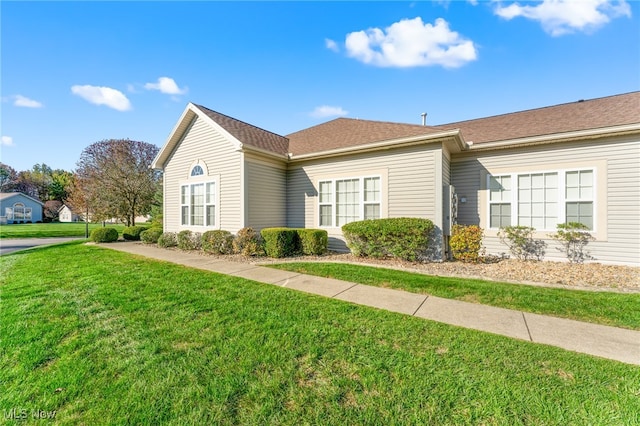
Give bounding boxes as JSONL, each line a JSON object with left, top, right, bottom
{"left": 180, "top": 168, "right": 220, "bottom": 231}
{"left": 486, "top": 167, "right": 597, "bottom": 232}
{"left": 317, "top": 174, "right": 383, "bottom": 228}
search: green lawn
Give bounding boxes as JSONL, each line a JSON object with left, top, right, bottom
{"left": 268, "top": 262, "right": 640, "bottom": 330}
{"left": 2, "top": 242, "right": 639, "bottom": 425}
{"left": 0, "top": 222, "right": 127, "bottom": 239}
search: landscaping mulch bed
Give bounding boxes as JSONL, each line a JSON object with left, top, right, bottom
{"left": 251, "top": 253, "right": 640, "bottom": 293}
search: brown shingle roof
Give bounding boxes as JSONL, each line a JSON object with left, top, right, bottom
{"left": 287, "top": 118, "right": 445, "bottom": 156}
{"left": 193, "top": 92, "right": 639, "bottom": 158}
{"left": 433, "top": 91, "right": 640, "bottom": 144}
{"left": 194, "top": 104, "right": 290, "bottom": 155}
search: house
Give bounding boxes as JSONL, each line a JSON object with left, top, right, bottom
{"left": 0, "top": 192, "right": 44, "bottom": 224}
{"left": 152, "top": 92, "right": 640, "bottom": 266}
{"left": 58, "top": 204, "right": 81, "bottom": 222}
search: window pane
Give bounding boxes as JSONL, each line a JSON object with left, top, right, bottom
{"left": 566, "top": 202, "right": 593, "bottom": 229}
{"left": 364, "top": 204, "right": 380, "bottom": 220}
{"left": 364, "top": 177, "right": 380, "bottom": 202}
{"left": 320, "top": 205, "right": 332, "bottom": 227}
{"left": 566, "top": 171, "right": 579, "bottom": 187}
{"left": 319, "top": 181, "right": 332, "bottom": 203}
{"left": 181, "top": 206, "right": 189, "bottom": 225}
{"left": 206, "top": 205, "right": 215, "bottom": 226}
{"left": 580, "top": 170, "right": 593, "bottom": 187}
{"left": 206, "top": 182, "right": 216, "bottom": 204}
{"left": 181, "top": 186, "right": 188, "bottom": 205}
{"left": 191, "top": 165, "right": 204, "bottom": 176}
{"left": 336, "top": 179, "right": 360, "bottom": 227}
{"left": 490, "top": 203, "right": 511, "bottom": 228}
{"left": 191, "top": 184, "right": 204, "bottom": 226}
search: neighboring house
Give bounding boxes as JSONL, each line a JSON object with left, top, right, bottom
{"left": 58, "top": 204, "right": 81, "bottom": 222}
{"left": 152, "top": 92, "right": 640, "bottom": 266}
{"left": 0, "top": 192, "right": 44, "bottom": 224}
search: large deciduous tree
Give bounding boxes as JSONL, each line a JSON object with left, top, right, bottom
{"left": 0, "top": 163, "right": 17, "bottom": 192}
{"left": 73, "top": 139, "right": 160, "bottom": 226}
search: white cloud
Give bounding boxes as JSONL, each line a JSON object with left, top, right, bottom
{"left": 325, "top": 38, "right": 339, "bottom": 52}
{"left": 144, "top": 77, "right": 187, "bottom": 95}
{"left": 71, "top": 85, "right": 132, "bottom": 111}
{"left": 1, "top": 136, "right": 14, "bottom": 147}
{"left": 494, "top": 0, "right": 632, "bottom": 36}
{"left": 310, "top": 105, "right": 349, "bottom": 118}
{"left": 14, "top": 95, "right": 43, "bottom": 108}
{"left": 344, "top": 17, "right": 477, "bottom": 68}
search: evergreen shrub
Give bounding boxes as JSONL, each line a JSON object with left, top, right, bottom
{"left": 90, "top": 227, "right": 119, "bottom": 243}
{"left": 122, "top": 225, "right": 148, "bottom": 241}
{"left": 342, "top": 217, "right": 435, "bottom": 261}
{"left": 140, "top": 228, "right": 163, "bottom": 244}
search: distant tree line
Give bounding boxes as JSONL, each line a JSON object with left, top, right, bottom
{"left": 1, "top": 138, "right": 162, "bottom": 225}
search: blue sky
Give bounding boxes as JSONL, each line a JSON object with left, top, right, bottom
{"left": 2, "top": 1, "right": 639, "bottom": 172}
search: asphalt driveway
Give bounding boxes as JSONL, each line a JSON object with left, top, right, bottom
{"left": 0, "top": 238, "right": 83, "bottom": 255}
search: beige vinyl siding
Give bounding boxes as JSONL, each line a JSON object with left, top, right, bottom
{"left": 163, "top": 116, "right": 243, "bottom": 233}
{"left": 288, "top": 143, "right": 441, "bottom": 251}
{"left": 451, "top": 135, "right": 640, "bottom": 266}
{"left": 245, "top": 156, "right": 287, "bottom": 231}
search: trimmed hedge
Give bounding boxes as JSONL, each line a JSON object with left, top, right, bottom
{"left": 297, "top": 229, "right": 328, "bottom": 256}
{"left": 342, "top": 218, "right": 435, "bottom": 261}
{"left": 261, "top": 228, "right": 299, "bottom": 258}
{"left": 202, "top": 230, "right": 234, "bottom": 255}
{"left": 140, "top": 228, "right": 163, "bottom": 244}
{"left": 122, "top": 225, "right": 148, "bottom": 241}
{"left": 90, "top": 227, "right": 119, "bottom": 243}
{"left": 260, "top": 227, "right": 329, "bottom": 258}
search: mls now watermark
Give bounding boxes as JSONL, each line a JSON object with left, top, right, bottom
{"left": 4, "top": 408, "right": 57, "bottom": 420}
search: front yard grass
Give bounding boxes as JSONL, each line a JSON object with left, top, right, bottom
{"left": 268, "top": 263, "right": 640, "bottom": 330}
{"left": 2, "top": 242, "right": 639, "bottom": 424}
{"left": 0, "top": 222, "right": 127, "bottom": 239}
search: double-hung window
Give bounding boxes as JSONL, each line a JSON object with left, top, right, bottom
{"left": 181, "top": 165, "right": 217, "bottom": 228}
{"left": 318, "top": 176, "right": 381, "bottom": 227}
{"left": 565, "top": 170, "right": 593, "bottom": 229}
{"left": 488, "top": 168, "right": 595, "bottom": 230}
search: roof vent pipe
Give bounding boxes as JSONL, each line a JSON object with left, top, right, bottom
{"left": 421, "top": 112, "right": 427, "bottom": 126}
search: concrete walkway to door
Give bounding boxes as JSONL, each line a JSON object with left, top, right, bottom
{"left": 104, "top": 241, "right": 640, "bottom": 366}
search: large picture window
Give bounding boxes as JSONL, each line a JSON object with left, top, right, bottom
{"left": 318, "top": 176, "right": 381, "bottom": 227}
{"left": 488, "top": 168, "right": 595, "bottom": 230}
{"left": 181, "top": 164, "right": 217, "bottom": 228}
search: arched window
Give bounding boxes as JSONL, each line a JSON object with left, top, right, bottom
{"left": 13, "top": 203, "right": 25, "bottom": 220}
{"left": 191, "top": 165, "right": 204, "bottom": 176}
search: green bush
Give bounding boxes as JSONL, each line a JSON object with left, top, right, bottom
{"left": 450, "top": 224, "right": 484, "bottom": 263}
{"left": 177, "top": 230, "right": 201, "bottom": 251}
{"left": 550, "top": 222, "right": 595, "bottom": 264}
{"left": 122, "top": 225, "right": 148, "bottom": 241}
{"left": 497, "top": 225, "right": 546, "bottom": 261}
{"left": 140, "top": 228, "right": 163, "bottom": 244}
{"left": 261, "top": 228, "right": 299, "bottom": 258}
{"left": 90, "top": 227, "right": 119, "bottom": 243}
{"left": 342, "top": 218, "right": 435, "bottom": 261}
{"left": 202, "top": 230, "right": 234, "bottom": 255}
{"left": 232, "top": 227, "right": 264, "bottom": 256}
{"left": 157, "top": 232, "right": 178, "bottom": 248}
{"left": 297, "top": 229, "right": 328, "bottom": 256}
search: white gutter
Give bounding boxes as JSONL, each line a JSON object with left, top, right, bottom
{"left": 237, "top": 143, "right": 289, "bottom": 161}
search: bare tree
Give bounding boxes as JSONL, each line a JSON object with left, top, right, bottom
{"left": 74, "top": 139, "right": 160, "bottom": 226}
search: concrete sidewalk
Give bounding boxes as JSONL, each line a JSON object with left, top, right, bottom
{"left": 104, "top": 242, "right": 640, "bottom": 366}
